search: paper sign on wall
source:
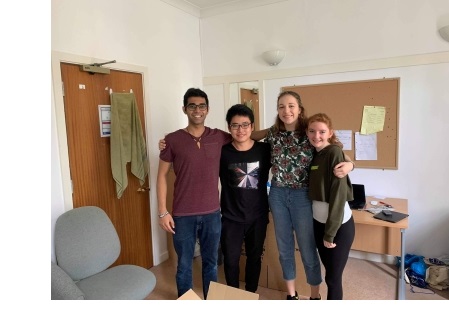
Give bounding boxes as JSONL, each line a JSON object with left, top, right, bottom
{"left": 355, "top": 132, "right": 377, "bottom": 160}
{"left": 361, "top": 106, "right": 385, "bottom": 135}
{"left": 334, "top": 130, "right": 352, "bottom": 150}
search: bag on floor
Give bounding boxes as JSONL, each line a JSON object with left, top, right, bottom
{"left": 406, "top": 268, "right": 428, "bottom": 288}
{"left": 396, "top": 253, "right": 424, "bottom": 269}
{"left": 425, "top": 265, "right": 449, "bottom": 290}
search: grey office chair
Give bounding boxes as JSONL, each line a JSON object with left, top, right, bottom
{"left": 52, "top": 206, "right": 156, "bottom": 300}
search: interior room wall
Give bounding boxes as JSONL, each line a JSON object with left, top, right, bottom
{"left": 200, "top": 0, "right": 449, "bottom": 77}
{"left": 200, "top": 0, "right": 449, "bottom": 258}
{"left": 203, "top": 84, "right": 227, "bottom": 131}
{"left": 51, "top": 0, "right": 204, "bottom": 265}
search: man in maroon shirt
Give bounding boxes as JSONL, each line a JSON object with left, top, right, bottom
{"left": 156, "top": 88, "right": 231, "bottom": 299}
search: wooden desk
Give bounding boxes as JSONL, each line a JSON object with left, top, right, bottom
{"left": 351, "top": 196, "right": 408, "bottom": 300}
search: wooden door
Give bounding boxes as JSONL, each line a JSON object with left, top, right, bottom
{"left": 240, "top": 88, "right": 260, "bottom": 130}
{"left": 60, "top": 62, "right": 153, "bottom": 268}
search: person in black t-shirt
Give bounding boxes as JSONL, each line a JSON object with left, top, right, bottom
{"left": 219, "top": 104, "right": 271, "bottom": 293}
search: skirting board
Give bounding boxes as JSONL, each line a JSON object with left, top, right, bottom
{"left": 349, "top": 250, "right": 396, "bottom": 265}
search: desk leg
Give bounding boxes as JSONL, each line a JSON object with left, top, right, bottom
{"left": 398, "top": 228, "right": 405, "bottom": 300}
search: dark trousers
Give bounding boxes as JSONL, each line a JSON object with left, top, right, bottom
{"left": 221, "top": 216, "right": 268, "bottom": 292}
{"left": 313, "top": 216, "right": 355, "bottom": 300}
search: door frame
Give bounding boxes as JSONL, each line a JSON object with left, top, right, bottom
{"left": 52, "top": 51, "right": 151, "bottom": 212}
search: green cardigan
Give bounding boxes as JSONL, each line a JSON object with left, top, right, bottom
{"left": 308, "top": 144, "right": 353, "bottom": 242}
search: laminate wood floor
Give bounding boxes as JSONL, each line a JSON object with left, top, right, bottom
{"left": 146, "top": 256, "right": 448, "bottom": 301}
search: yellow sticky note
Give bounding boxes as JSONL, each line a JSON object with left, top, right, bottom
{"left": 361, "top": 106, "right": 385, "bottom": 135}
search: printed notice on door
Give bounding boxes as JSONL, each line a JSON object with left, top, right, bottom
{"left": 98, "top": 105, "right": 111, "bottom": 137}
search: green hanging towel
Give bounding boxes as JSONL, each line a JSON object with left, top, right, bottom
{"left": 110, "top": 93, "right": 148, "bottom": 199}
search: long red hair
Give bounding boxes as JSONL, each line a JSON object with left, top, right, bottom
{"left": 307, "top": 113, "right": 343, "bottom": 148}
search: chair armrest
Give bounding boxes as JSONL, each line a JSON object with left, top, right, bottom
{"left": 51, "top": 262, "right": 85, "bottom": 300}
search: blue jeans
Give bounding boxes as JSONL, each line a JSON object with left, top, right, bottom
{"left": 172, "top": 210, "right": 221, "bottom": 299}
{"left": 268, "top": 186, "right": 322, "bottom": 286}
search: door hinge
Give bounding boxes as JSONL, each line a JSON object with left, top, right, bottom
{"left": 62, "top": 81, "right": 64, "bottom": 97}
{"left": 71, "top": 180, "right": 73, "bottom": 194}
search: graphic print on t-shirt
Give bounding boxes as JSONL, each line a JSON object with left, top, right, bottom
{"left": 228, "top": 161, "right": 259, "bottom": 189}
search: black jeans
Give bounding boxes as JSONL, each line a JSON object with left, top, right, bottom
{"left": 220, "top": 216, "right": 268, "bottom": 292}
{"left": 313, "top": 216, "right": 355, "bottom": 300}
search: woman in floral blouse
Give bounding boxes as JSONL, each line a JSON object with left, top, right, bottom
{"left": 252, "top": 91, "right": 353, "bottom": 300}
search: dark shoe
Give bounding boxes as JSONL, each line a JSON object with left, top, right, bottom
{"left": 310, "top": 294, "right": 321, "bottom": 300}
{"left": 286, "top": 291, "right": 299, "bottom": 300}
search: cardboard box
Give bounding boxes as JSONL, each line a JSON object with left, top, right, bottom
{"left": 178, "top": 281, "right": 259, "bottom": 300}
{"left": 177, "top": 289, "right": 202, "bottom": 300}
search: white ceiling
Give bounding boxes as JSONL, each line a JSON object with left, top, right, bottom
{"left": 162, "top": 0, "right": 287, "bottom": 18}
{"left": 184, "top": 0, "right": 246, "bottom": 10}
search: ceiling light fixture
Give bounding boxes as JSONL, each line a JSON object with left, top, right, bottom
{"left": 262, "top": 50, "right": 286, "bottom": 66}
{"left": 438, "top": 24, "right": 449, "bottom": 42}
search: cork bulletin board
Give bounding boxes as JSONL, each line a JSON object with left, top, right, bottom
{"left": 282, "top": 78, "right": 399, "bottom": 169}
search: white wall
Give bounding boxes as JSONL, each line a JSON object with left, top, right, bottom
{"left": 51, "top": 0, "right": 204, "bottom": 265}
{"left": 201, "top": 0, "right": 449, "bottom": 77}
{"left": 200, "top": 0, "right": 449, "bottom": 258}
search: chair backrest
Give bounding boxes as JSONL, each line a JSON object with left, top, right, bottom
{"left": 54, "top": 206, "right": 121, "bottom": 281}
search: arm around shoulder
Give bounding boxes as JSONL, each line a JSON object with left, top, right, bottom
{"left": 251, "top": 128, "right": 269, "bottom": 141}
{"left": 333, "top": 152, "right": 354, "bottom": 178}
{"left": 343, "top": 153, "right": 355, "bottom": 171}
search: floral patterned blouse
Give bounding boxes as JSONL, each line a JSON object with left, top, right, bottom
{"left": 266, "top": 126, "right": 314, "bottom": 189}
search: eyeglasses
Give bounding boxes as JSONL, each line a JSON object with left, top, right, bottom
{"left": 230, "top": 122, "right": 252, "bottom": 130}
{"left": 186, "top": 103, "right": 208, "bottom": 111}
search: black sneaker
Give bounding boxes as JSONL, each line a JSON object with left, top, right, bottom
{"left": 310, "top": 294, "right": 321, "bottom": 300}
{"left": 286, "top": 291, "right": 299, "bottom": 300}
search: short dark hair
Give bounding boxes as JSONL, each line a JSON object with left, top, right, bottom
{"left": 226, "top": 104, "right": 254, "bottom": 125}
{"left": 183, "top": 88, "right": 209, "bottom": 107}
